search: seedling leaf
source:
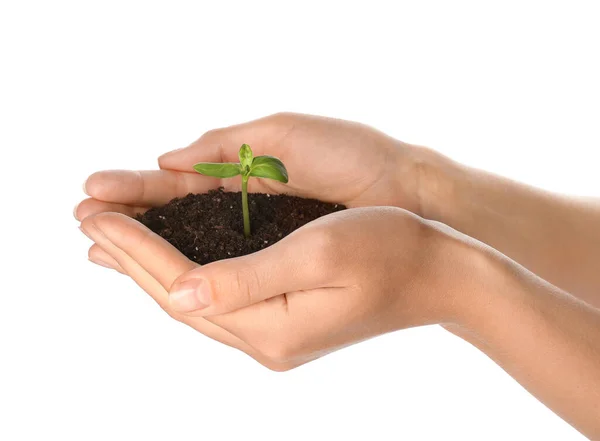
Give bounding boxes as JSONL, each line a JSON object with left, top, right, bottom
{"left": 192, "top": 144, "right": 289, "bottom": 237}
{"left": 250, "top": 155, "right": 289, "bottom": 183}
{"left": 193, "top": 163, "right": 242, "bottom": 178}
{"left": 239, "top": 144, "right": 254, "bottom": 172}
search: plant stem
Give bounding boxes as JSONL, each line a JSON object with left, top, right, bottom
{"left": 241, "top": 175, "right": 250, "bottom": 237}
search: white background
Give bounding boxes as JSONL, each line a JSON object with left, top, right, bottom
{"left": 1, "top": 1, "right": 598, "bottom": 440}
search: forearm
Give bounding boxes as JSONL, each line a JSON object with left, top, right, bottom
{"left": 452, "top": 246, "right": 600, "bottom": 439}
{"left": 412, "top": 145, "right": 600, "bottom": 306}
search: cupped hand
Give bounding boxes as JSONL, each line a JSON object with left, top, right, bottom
{"left": 79, "top": 206, "right": 473, "bottom": 370}
{"left": 75, "top": 112, "right": 426, "bottom": 227}
{"left": 75, "top": 113, "right": 460, "bottom": 370}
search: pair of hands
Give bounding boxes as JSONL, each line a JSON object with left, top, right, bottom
{"left": 76, "top": 112, "right": 471, "bottom": 370}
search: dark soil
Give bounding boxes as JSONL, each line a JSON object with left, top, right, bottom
{"left": 136, "top": 188, "right": 346, "bottom": 265}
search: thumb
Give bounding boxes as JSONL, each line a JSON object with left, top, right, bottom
{"left": 167, "top": 229, "right": 333, "bottom": 316}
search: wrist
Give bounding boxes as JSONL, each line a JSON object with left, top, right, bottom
{"left": 423, "top": 222, "right": 512, "bottom": 329}
{"left": 397, "top": 218, "right": 487, "bottom": 328}
{"left": 400, "top": 143, "right": 466, "bottom": 223}
{"left": 444, "top": 234, "right": 533, "bottom": 336}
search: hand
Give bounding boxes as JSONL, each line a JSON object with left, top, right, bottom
{"left": 76, "top": 112, "right": 429, "bottom": 227}
{"left": 79, "top": 206, "right": 474, "bottom": 370}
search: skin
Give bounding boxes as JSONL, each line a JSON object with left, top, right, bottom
{"left": 75, "top": 113, "right": 600, "bottom": 438}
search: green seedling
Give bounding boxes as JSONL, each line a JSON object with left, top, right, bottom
{"left": 193, "top": 144, "right": 289, "bottom": 237}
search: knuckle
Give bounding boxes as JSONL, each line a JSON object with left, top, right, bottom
{"left": 216, "top": 264, "right": 262, "bottom": 309}
{"left": 234, "top": 269, "right": 254, "bottom": 307}
{"left": 260, "top": 340, "right": 294, "bottom": 364}
{"left": 302, "top": 226, "right": 337, "bottom": 265}
{"left": 269, "top": 111, "right": 293, "bottom": 122}
{"left": 172, "top": 170, "right": 189, "bottom": 197}
{"left": 163, "top": 307, "right": 180, "bottom": 321}
{"left": 199, "top": 128, "right": 224, "bottom": 141}
{"left": 256, "top": 332, "right": 297, "bottom": 364}
{"left": 260, "top": 360, "right": 294, "bottom": 373}
{"left": 133, "top": 170, "right": 146, "bottom": 203}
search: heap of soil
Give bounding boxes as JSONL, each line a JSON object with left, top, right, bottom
{"left": 136, "top": 188, "right": 346, "bottom": 265}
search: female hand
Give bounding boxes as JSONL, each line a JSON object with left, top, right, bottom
{"left": 74, "top": 112, "right": 453, "bottom": 371}
{"left": 75, "top": 112, "right": 600, "bottom": 436}
{"left": 79, "top": 206, "right": 473, "bottom": 370}
{"left": 75, "top": 112, "right": 430, "bottom": 228}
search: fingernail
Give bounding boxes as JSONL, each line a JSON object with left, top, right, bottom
{"left": 79, "top": 226, "right": 92, "bottom": 240}
{"left": 158, "top": 147, "right": 187, "bottom": 161}
{"left": 169, "top": 279, "right": 211, "bottom": 312}
{"left": 79, "top": 224, "right": 106, "bottom": 243}
{"left": 89, "top": 257, "right": 115, "bottom": 270}
{"left": 167, "top": 147, "right": 185, "bottom": 155}
{"left": 73, "top": 202, "right": 80, "bottom": 220}
{"left": 81, "top": 176, "right": 90, "bottom": 196}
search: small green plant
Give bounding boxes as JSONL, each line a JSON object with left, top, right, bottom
{"left": 193, "top": 144, "right": 289, "bottom": 237}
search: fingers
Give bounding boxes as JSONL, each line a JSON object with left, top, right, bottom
{"left": 81, "top": 114, "right": 297, "bottom": 209}
{"left": 84, "top": 170, "right": 220, "bottom": 206}
{"left": 75, "top": 198, "right": 146, "bottom": 221}
{"left": 79, "top": 212, "right": 302, "bottom": 369}
{"left": 167, "top": 227, "right": 337, "bottom": 317}
{"left": 79, "top": 212, "right": 341, "bottom": 367}
{"left": 81, "top": 212, "right": 194, "bottom": 293}
{"left": 79, "top": 213, "right": 241, "bottom": 345}
{"left": 158, "top": 113, "right": 294, "bottom": 172}
{"left": 88, "top": 244, "right": 125, "bottom": 274}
